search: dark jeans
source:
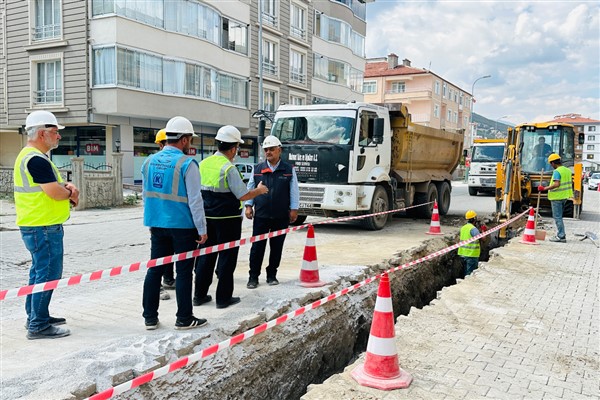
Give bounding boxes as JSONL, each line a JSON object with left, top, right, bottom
{"left": 249, "top": 217, "right": 289, "bottom": 280}
{"left": 21, "top": 225, "right": 64, "bottom": 333}
{"left": 194, "top": 217, "right": 242, "bottom": 305}
{"left": 142, "top": 227, "right": 198, "bottom": 323}
{"left": 461, "top": 256, "right": 479, "bottom": 276}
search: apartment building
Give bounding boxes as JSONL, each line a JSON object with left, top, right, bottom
{"left": 363, "top": 54, "right": 472, "bottom": 133}
{"left": 248, "top": 0, "right": 367, "bottom": 135}
{"left": 0, "top": 0, "right": 369, "bottom": 184}
{"left": 551, "top": 113, "right": 600, "bottom": 173}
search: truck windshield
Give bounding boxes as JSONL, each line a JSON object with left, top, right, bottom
{"left": 471, "top": 145, "right": 505, "bottom": 163}
{"left": 271, "top": 114, "right": 355, "bottom": 145}
{"left": 520, "top": 127, "right": 575, "bottom": 173}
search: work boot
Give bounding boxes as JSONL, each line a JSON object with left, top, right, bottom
{"left": 160, "top": 287, "right": 170, "bottom": 300}
{"left": 216, "top": 297, "right": 241, "bottom": 309}
{"left": 247, "top": 278, "right": 258, "bottom": 289}
{"left": 162, "top": 278, "right": 176, "bottom": 290}
{"left": 193, "top": 295, "right": 212, "bottom": 306}
{"left": 266, "top": 277, "right": 279, "bottom": 286}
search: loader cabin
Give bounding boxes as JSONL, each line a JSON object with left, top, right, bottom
{"left": 515, "top": 122, "right": 583, "bottom": 173}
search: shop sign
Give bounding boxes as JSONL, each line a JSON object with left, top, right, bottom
{"left": 86, "top": 143, "right": 101, "bottom": 154}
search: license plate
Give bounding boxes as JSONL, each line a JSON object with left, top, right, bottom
{"left": 299, "top": 203, "right": 312, "bottom": 209}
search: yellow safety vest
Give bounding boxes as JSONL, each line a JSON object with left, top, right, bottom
{"left": 199, "top": 155, "right": 242, "bottom": 218}
{"left": 548, "top": 166, "right": 573, "bottom": 201}
{"left": 457, "top": 223, "right": 480, "bottom": 258}
{"left": 13, "top": 147, "right": 70, "bottom": 227}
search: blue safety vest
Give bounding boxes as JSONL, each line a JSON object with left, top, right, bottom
{"left": 142, "top": 146, "right": 197, "bottom": 228}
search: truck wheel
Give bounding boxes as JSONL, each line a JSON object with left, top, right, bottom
{"left": 362, "top": 186, "right": 389, "bottom": 230}
{"left": 468, "top": 187, "right": 478, "bottom": 196}
{"left": 408, "top": 183, "right": 438, "bottom": 219}
{"left": 290, "top": 215, "right": 307, "bottom": 226}
{"left": 435, "top": 181, "right": 451, "bottom": 215}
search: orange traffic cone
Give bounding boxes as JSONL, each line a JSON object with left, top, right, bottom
{"left": 425, "top": 200, "right": 443, "bottom": 235}
{"left": 299, "top": 225, "right": 326, "bottom": 287}
{"left": 520, "top": 207, "right": 539, "bottom": 245}
{"left": 351, "top": 273, "right": 412, "bottom": 390}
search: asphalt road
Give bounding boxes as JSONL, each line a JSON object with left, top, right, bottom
{"left": 447, "top": 182, "right": 496, "bottom": 217}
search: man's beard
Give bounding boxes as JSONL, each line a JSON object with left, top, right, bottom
{"left": 45, "top": 136, "right": 58, "bottom": 151}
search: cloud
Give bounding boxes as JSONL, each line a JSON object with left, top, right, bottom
{"left": 366, "top": 1, "right": 600, "bottom": 123}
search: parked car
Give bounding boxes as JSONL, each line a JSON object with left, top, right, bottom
{"left": 236, "top": 163, "right": 254, "bottom": 183}
{"left": 588, "top": 173, "right": 600, "bottom": 191}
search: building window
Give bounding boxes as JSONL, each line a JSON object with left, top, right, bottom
{"left": 264, "top": 89, "right": 277, "bottom": 112}
{"left": 290, "top": 3, "right": 306, "bottom": 39}
{"left": 290, "top": 95, "right": 304, "bottom": 105}
{"left": 262, "top": 0, "right": 277, "bottom": 27}
{"left": 363, "top": 81, "right": 376, "bottom": 94}
{"left": 442, "top": 83, "right": 447, "bottom": 98}
{"left": 589, "top": 126, "right": 596, "bottom": 132}
{"left": 587, "top": 145, "right": 595, "bottom": 150}
{"left": 290, "top": 50, "right": 306, "bottom": 84}
{"left": 434, "top": 104, "right": 439, "bottom": 118}
{"left": 390, "top": 82, "right": 405, "bottom": 94}
{"left": 262, "top": 39, "right": 278, "bottom": 76}
{"left": 222, "top": 18, "right": 248, "bottom": 55}
{"left": 459, "top": 92, "right": 463, "bottom": 106}
{"left": 588, "top": 135, "right": 596, "bottom": 141}
{"left": 33, "top": 0, "right": 61, "bottom": 41}
{"left": 447, "top": 110, "right": 452, "bottom": 121}
{"left": 34, "top": 59, "right": 63, "bottom": 105}
{"left": 434, "top": 81, "right": 440, "bottom": 95}
{"left": 314, "top": 13, "right": 364, "bottom": 56}
{"left": 587, "top": 154, "right": 594, "bottom": 160}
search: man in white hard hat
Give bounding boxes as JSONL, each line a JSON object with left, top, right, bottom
{"left": 245, "top": 135, "right": 299, "bottom": 289}
{"left": 141, "top": 116, "right": 208, "bottom": 330}
{"left": 194, "top": 125, "right": 268, "bottom": 309}
{"left": 14, "top": 110, "right": 79, "bottom": 339}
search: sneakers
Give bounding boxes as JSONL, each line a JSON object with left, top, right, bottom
{"left": 27, "top": 325, "right": 71, "bottom": 340}
{"left": 193, "top": 295, "right": 212, "bottom": 306}
{"left": 549, "top": 236, "right": 567, "bottom": 243}
{"left": 162, "top": 278, "right": 176, "bottom": 290}
{"left": 246, "top": 278, "right": 258, "bottom": 289}
{"left": 25, "top": 316, "right": 66, "bottom": 330}
{"left": 160, "top": 287, "right": 171, "bottom": 300}
{"left": 267, "top": 277, "right": 279, "bottom": 286}
{"left": 175, "top": 317, "right": 208, "bottom": 330}
{"left": 145, "top": 319, "right": 160, "bottom": 330}
{"left": 216, "top": 297, "right": 241, "bottom": 309}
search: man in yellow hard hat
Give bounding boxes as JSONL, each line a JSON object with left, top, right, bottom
{"left": 154, "top": 129, "right": 167, "bottom": 150}
{"left": 457, "top": 210, "right": 486, "bottom": 276}
{"left": 14, "top": 110, "right": 79, "bottom": 339}
{"left": 154, "top": 128, "right": 175, "bottom": 298}
{"left": 537, "top": 153, "right": 573, "bottom": 243}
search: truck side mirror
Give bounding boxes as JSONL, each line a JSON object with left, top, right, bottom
{"left": 578, "top": 133, "right": 585, "bottom": 145}
{"left": 372, "top": 118, "right": 384, "bottom": 144}
{"left": 463, "top": 149, "right": 468, "bottom": 157}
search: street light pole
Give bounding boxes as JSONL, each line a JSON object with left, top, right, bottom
{"left": 495, "top": 115, "right": 509, "bottom": 134}
{"left": 469, "top": 74, "right": 491, "bottom": 146}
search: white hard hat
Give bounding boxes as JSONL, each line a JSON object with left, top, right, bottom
{"left": 262, "top": 136, "right": 281, "bottom": 149}
{"left": 25, "top": 110, "right": 64, "bottom": 130}
{"left": 216, "top": 125, "right": 244, "bottom": 144}
{"left": 165, "top": 116, "right": 197, "bottom": 139}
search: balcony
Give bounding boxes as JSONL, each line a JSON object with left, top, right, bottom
{"left": 262, "top": 61, "right": 278, "bottom": 76}
{"left": 290, "top": 70, "right": 306, "bottom": 85}
{"left": 290, "top": 25, "right": 306, "bottom": 40}
{"left": 384, "top": 87, "right": 432, "bottom": 101}
{"left": 262, "top": 12, "right": 277, "bottom": 27}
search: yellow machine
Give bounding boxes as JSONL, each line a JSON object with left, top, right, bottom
{"left": 495, "top": 122, "right": 584, "bottom": 237}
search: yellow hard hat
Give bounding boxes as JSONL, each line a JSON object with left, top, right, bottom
{"left": 155, "top": 129, "right": 167, "bottom": 144}
{"left": 547, "top": 153, "right": 561, "bottom": 163}
{"left": 465, "top": 210, "right": 477, "bottom": 220}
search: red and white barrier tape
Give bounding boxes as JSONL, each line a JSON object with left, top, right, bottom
{"left": 0, "top": 202, "right": 431, "bottom": 301}
{"left": 87, "top": 209, "right": 529, "bottom": 400}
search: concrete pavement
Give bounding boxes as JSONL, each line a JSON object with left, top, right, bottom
{"left": 303, "top": 191, "right": 600, "bottom": 399}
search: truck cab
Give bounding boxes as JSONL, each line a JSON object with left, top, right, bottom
{"left": 468, "top": 139, "right": 506, "bottom": 196}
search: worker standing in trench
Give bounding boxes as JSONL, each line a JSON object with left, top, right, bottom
{"left": 458, "top": 210, "right": 488, "bottom": 276}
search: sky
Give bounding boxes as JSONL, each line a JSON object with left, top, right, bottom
{"left": 365, "top": 1, "right": 600, "bottom": 125}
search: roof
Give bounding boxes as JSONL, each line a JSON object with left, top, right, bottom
{"left": 364, "top": 61, "right": 428, "bottom": 78}
{"left": 550, "top": 114, "right": 600, "bottom": 124}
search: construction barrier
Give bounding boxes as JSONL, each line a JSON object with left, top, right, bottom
{"left": 86, "top": 209, "right": 529, "bottom": 400}
{"left": 0, "top": 202, "right": 431, "bottom": 301}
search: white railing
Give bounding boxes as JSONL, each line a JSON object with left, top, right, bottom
{"left": 290, "top": 70, "right": 306, "bottom": 84}
{"left": 33, "top": 24, "right": 60, "bottom": 41}
{"left": 34, "top": 89, "right": 62, "bottom": 105}
{"left": 262, "top": 61, "right": 278, "bottom": 76}
{"left": 290, "top": 26, "right": 305, "bottom": 39}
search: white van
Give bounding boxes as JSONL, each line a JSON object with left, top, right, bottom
{"left": 468, "top": 139, "right": 506, "bottom": 196}
{"left": 236, "top": 163, "right": 254, "bottom": 183}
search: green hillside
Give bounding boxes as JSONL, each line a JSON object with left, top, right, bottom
{"left": 472, "top": 113, "right": 513, "bottom": 138}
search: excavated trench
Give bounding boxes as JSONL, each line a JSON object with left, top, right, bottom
{"left": 120, "top": 228, "right": 514, "bottom": 400}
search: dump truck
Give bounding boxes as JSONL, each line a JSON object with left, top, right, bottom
{"left": 495, "top": 121, "right": 585, "bottom": 235}
{"left": 270, "top": 102, "right": 464, "bottom": 230}
{"left": 467, "top": 138, "right": 507, "bottom": 196}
